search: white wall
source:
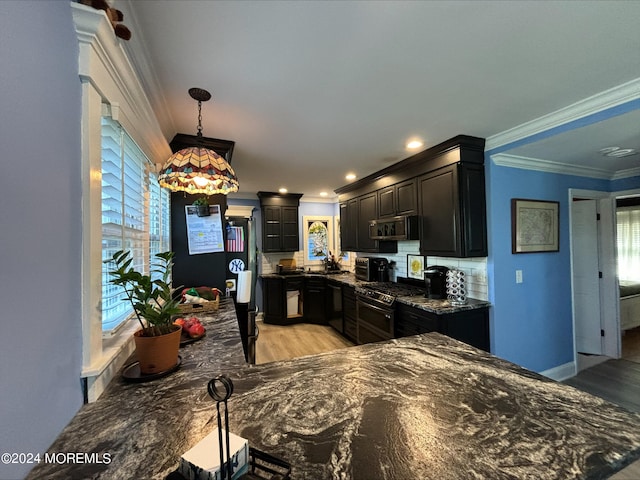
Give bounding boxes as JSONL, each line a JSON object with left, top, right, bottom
{"left": 0, "top": 2, "right": 84, "bottom": 479}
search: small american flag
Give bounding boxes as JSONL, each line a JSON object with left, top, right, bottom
{"left": 226, "top": 226, "right": 244, "bottom": 252}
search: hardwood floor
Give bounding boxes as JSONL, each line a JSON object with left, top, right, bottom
{"left": 255, "top": 322, "right": 640, "bottom": 478}
{"left": 255, "top": 320, "right": 354, "bottom": 364}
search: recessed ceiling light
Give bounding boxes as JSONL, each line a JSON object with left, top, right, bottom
{"left": 278, "top": 187, "right": 288, "bottom": 193}
{"left": 599, "top": 146, "right": 620, "bottom": 155}
{"left": 607, "top": 148, "right": 637, "bottom": 158}
{"left": 406, "top": 139, "right": 423, "bottom": 150}
{"left": 345, "top": 173, "right": 356, "bottom": 181}
{"left": 320, "top": 191, "right": 328, "bottom": 197}
{"left": 599, "top": 146, "right": 638, "bottom": 158}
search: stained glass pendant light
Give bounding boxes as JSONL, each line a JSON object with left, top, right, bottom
{"left": 158, "top": 88, "right": 239, "bottom": 195}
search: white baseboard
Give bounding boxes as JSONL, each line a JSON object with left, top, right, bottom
{"left": 540, "top": 361, "right": 577, "bottom": 381}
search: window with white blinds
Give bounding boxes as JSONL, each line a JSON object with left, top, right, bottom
{"left": 101, "top": 116, "right": 171, "bottom": 332}
{"left": 617, "top": 206, "right": 640, "bottom": 282}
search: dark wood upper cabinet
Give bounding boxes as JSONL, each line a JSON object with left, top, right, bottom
{"left": 396, "top": 179, "right": 417, "bottom": 216}
{"left": 339, "top": 194, "right": 396, "bottom": 254}
{"left": 377, "top": 179, "right": 417, "bottom": 219}
{"left": 377, "top": 187, "right": 395, "bottom": 218}
{"left": 339, "top": 200, "right": 358, "bottom": 252}
{"left": 258, "top": 192, "right": 303, "bottom": 253}
{"left": 336, "top": 135, "right": 486, "bottom": 258}
{"left": 357, "top": 192, "right": 378, "bottom": 252}
{"left": 418, "top": 163, "right": 486, "bottom": 257}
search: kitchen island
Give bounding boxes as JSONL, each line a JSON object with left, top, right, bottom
{"left": 27, "top": 298, "right": 640, "bottom": 479}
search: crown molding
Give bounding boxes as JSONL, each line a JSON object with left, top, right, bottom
{"left": 486, "top": 77, "right": 640, "bottom": 151}
{"left": 225, "top": 205, "right": 255, "bottom": 218}
{"left": 611, "top": 166, "right": 640, "bottom": 181}
{"left": 71, "top": 2, "right": 171, "bottom": 164}
{"left": 118, "top": 0, "right": 176, "bottom": 142}
{"left": 491, "top": 153, "right": 616, "bottom": 180}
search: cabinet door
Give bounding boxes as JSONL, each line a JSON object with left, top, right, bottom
{"left": 396, "top": 179, "right": 417, "bottom": 216}
{"left": 304, "top": 277, "right": 327, "bottom": 324}
{"left": 357, "top": 192, "right": 378, "bottom": 252}
{"left": 395, "top": 304, "right": 439, "bottom": 338}
{"left": 262, "top": 277, "right": 284, "bottom": 323}
{"left": 459, "top": 164, "right": 487, "bottom": 257}
{"left": 377, "top": 186, "right": 395, "bottom": 218}
{"left": 340, "top": 201, "right": 357, "bottom": 252}
{"left": 263, "top": 206, "right": 282, "bottom": 253}
{"left": 440, "top": 308, "right": 490, "bottom": 352}
{"left": 281, "top": 206, "right": 299, "bottom": 251}
{"left": 418, "top": 165, "right": 460, "bottom": 257}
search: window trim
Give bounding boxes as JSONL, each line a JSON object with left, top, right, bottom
{"left": 72, "top": 3, "right": 171, "bottom": 402}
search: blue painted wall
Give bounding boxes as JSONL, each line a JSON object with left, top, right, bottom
{"left": 486, "top": 151, "right": 640, "bottom": 372}
{"left": 0, "top": 2, "right": 83, "bottom": 479}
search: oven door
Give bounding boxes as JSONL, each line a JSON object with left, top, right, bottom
{"left": 356, "top": 295, "right": 394, "bottom": 344}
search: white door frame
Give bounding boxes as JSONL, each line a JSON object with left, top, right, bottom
{"left": 568, "top": 189, "right": 619, "bottom": 371}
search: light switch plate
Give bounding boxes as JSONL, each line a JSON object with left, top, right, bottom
{"left": 515, "top": 270, "right": 523, "bottom": 284}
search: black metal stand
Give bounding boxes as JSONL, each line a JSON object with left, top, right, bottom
{"left": 207, "top": 374, "right": 234, "bottom": 480}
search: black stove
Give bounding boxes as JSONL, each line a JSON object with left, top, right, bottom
{"left": 355, "top": 282, "right": 425, "bottom": 306}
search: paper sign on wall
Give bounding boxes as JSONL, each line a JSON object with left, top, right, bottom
{"left": 185, "top": 204, "right": 225, "bottom": 255}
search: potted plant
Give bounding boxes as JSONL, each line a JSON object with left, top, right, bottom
{"left": 104, "top": 250, "right": 182, "bottom": 374}
{"left": 193, "top": 196, "right": 210, "bottom": 217}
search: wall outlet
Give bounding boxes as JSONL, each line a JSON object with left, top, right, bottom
{"left": 515, "top": 269, "right": 523, "bottom": 284}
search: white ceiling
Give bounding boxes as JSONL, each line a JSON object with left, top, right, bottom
{"left": 119, "top": 0, "right": 640, "bottom": 199}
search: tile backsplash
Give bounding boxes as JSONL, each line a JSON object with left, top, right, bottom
{"left": 259, "top": 240, "right": 488, "bottom": 301}
{"left": 362, "top": 241, "right": 488, "bottom": 301}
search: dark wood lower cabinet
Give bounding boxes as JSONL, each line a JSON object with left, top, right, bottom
{"left": 395, "top": 303, "right": 490, "bottom": 352}
{"left": 262, "top": 275, "right": 328, "bottom": 325}
{"left": 304, "top": 276, "right": 327, "bottom": 324}
{"left": 264, "top": 275, "right": 489, "bottom": 352}
{"left": 262, "top": 275, "right": 304, "bottom": 325}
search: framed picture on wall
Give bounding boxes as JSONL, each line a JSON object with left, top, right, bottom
{"left": 407, "top": 254, "right": 425, "bottom": 280}
{"left": 511, "top": 198, "right": 559, "bottom": 253}
{"left": 303, "top": 216, "right": 334, "bottom": 266}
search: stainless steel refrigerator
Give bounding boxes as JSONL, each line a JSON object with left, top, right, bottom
{"left": 225, "top": 215, "right": 258, "bottom": 363}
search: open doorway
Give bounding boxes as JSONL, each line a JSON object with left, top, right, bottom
{"left": 569, "top": 189, "right": 619, "bottom": 372}
{"left": 616, "top": 193, "right": 640, "bottom": 363}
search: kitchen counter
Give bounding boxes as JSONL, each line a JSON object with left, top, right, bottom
{"left": 227, "top": 334, "right": 640, "bottom": 479}
{"left": 26, "top": 298, "right": 247, "bottom": 480}
{"left": 260, "top": 271, "right": 491, "bottom": 314}
{"left": 28, "top": 298, "right": 640, "bottom": 480}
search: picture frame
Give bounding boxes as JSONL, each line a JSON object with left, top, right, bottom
{"left": 511, "top": 198, "right": 559, "bottom": 254}
{"left": 407, "top": 254, "right": 425, "bottom": 280}
{"left": 303, "top": 216, "right": 335, "bottom": 266}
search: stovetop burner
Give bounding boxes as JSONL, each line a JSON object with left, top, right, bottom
{"left": 356, "top": 282, "right": 425, "bottom": 306}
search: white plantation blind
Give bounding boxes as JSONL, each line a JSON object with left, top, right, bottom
{"left": 617, "top": 206, "right": 640, "bottom": 282}
{"left": 101, "top": 116, "right": 171, "bottom": 332}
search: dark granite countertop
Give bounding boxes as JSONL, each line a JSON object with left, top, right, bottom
{"left": 260, "top": 272, "right": 491, "bottom": 315}
{"left": 28, "top": 298, "right": 640, "bottom": 480}
{"left": 27, "top": 298, "right": 247, "bottom": 480}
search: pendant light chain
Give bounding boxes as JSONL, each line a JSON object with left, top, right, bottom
{"left": 197, "top": 100, "right": 203, "bottom": 138}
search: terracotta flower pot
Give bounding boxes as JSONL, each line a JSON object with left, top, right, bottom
{"left": 133, "top": 325, "right": 182, "bottom": 375}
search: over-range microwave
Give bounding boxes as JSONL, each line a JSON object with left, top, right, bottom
{"left": 368, "top": 215, "right": 419, "bottom": 241}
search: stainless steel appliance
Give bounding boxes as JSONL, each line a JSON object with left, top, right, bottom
{"left": 355, "top": 282, "right": 425, "bottom": 344}
{"left": 424, "top": 266, "right": 449, "bottom": 299}
{"left": 355, "top": 257, "right": 389, "bottom": 282}
{"left": 369, "top": 215, "right": 419, "bottom": 241}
